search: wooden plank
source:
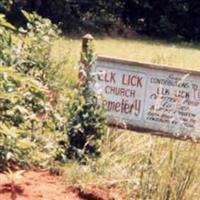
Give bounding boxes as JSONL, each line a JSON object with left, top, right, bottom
{"left": 98, "top": 56, "right": 200, "bottom": 76}
{"left": 92, "top": 56, "right": 200, "bottom": 141}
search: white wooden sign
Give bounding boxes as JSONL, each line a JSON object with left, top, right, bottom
{"left": 93, "top": 56, "right": 200, "bottom": 140}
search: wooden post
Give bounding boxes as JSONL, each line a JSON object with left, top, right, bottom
{"left": 79, "top": 34, "right": 94, "bottom": 85}
{"left": 82, "top": 33, "right": 94, "bottom": 54}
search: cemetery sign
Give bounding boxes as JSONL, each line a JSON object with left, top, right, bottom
{"left": 93, "top": 56, "right": 200, "bottom": 140}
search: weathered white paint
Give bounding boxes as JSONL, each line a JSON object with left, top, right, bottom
{"left": 92, "top": 56, "right": 200, "bottom": 140}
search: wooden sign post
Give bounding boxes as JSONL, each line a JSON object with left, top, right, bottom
{"left": 79, "top": 34, "right": 94, "bottom": 86}
{"left": 92, "top": 56, "right": 200, "bottom": 141}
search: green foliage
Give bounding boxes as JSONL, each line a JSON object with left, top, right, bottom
{"left": 0, "top": 66, "right": 58, "bottom": 130}
{"left": 0, "top": 14, "right": 16, "bottom": 30}
{"left": 0, "top": 66, "right": 65, "bottom": 171}
{"left": 0, "top": 1, "right": 13, "bottom": 12}
{"left": 0, "top": 0, "right": 25, "bottom": 14}
{"left": 65, "top": 39, "right": 105, "bottom": 161}
{"left": 0, "top": 14, "right": 16, "bottom": 67}
{"left": 6, "top": 0, "right": 200, "bottom": 40}
{"left": 37, "top": 0, "right": 125, "bottom": 33}
{"left": 0, "top": 10, "right": 61, "bottom": 84}
{"left": 16, "top": 11, "right": 59, "bottom": 84}
{"left": 6, "top": 0, "right": 125, "bottom": 34}
{"left": 123, "top": 0, "right": 200, "bottom": 40}
{"left": 0, "top": 12, "right": 66, "bottom": 171}
{"left": 0, "top": 121, "right": 63, "bottom": 171}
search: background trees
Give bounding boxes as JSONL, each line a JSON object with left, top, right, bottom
{"left": 1, "top": 1, "right": 200, "bottom": 41}
{"left": 123, "top": 0, "right": 200, "bottom": 41}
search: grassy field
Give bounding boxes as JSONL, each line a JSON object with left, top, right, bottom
{"left": 52, "top": 36, "right": 200, "bottom": 69}
{"left": 52, "top": 36, "right": 200, "bottom": 200}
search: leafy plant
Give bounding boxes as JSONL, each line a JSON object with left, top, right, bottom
{"left": 65, "top": 37, "right": 105, "bottom": 161}
{"left": 0, "top": 68, "right": 65, "bottom": 170}
{"left": 0, "top": 12, "right": 66, "bottom": 171}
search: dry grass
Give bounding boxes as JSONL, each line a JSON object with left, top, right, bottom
{"left": 63, "top": 129, "right": 200, "bottom": 200}
{"left": 52, "top": 36, "right": 200, "bottom": 200}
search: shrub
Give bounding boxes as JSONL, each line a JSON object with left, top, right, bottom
{"left": 0, "top": 12, "right": 66, "bottom": 171}
{"left": 0, "top": 66, "right": 64, "bottom": 171}
{"left": 65, "top": 37, "right": 105, "bottom": 161}
{"left": 0, "top": 10, "right": 61, "bottom": 84}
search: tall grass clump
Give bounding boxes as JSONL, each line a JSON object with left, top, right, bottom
{"left": 64, "top": 128, "right": 200, "bottom": 199}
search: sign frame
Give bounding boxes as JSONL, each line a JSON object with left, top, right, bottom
{"left": 95, "top": 55, "right": 200, "bottom": 141}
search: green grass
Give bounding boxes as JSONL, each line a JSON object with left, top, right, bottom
{"left": 95, "top": 38, "right": 200, "bottom": 71}
{"left": 52, "top": 36, "right": 200, "bottom": 200}
{"left": 52, "top": 36, "right": 200, "bottom": 71}
{"left": 51, "top": 36, "right": 200, "bottom": 90}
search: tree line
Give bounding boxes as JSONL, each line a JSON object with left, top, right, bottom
{"left": 1, "top": 0, "right": 200, "bottom": 41}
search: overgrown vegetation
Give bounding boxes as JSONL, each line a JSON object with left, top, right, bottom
{"left": 0, "top": 10, "right": 106, "bottom": 171}
{"left": 51, "top": 36, "right": 200, "bottom": 199}
{"left": 0, "top": 12, "right": 66, "bottom": 171}
{"left": 0, "top": 8, "right": 200, "bottom": 200}
{"left": 64, "top": 130, "right": 200, "bottom": 200}
{"left": 65, "top": 37, "right": 105, "bottom": 161}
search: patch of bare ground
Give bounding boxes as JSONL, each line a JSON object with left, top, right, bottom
{"left": 0, "top": 170, "right": 125, "bottom": 200}
{"left": 70, "top": 185, "right": 125, "bottom": 200}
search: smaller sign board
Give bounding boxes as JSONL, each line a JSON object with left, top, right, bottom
{"left": 92, "top": 56, "right": 200, "bottom": 140}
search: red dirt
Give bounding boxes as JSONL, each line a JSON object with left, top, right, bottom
{"left": 0, "top": 170, "right": 124, "bottom": 200}
{"left": 0, "top": 170, "right": 81, "bottom": 200}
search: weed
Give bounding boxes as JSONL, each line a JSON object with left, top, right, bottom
{"left": 4, "top": 169, "right": 25, "bottom": 200}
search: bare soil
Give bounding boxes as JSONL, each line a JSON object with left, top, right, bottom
{"left": 0, "top": 170, "right": 124, "bottom": 200}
